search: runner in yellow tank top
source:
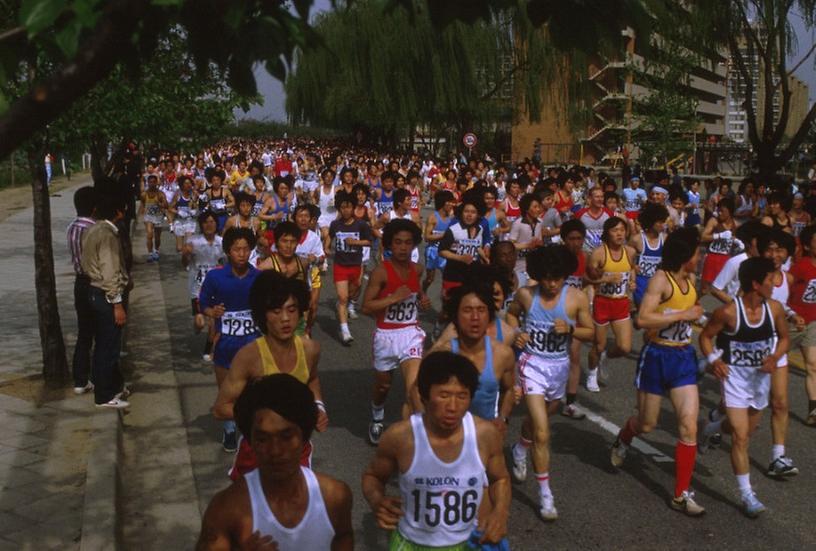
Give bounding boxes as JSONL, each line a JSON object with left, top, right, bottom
{"left": 650, "top": 272, "right": 696, "bottom": 347}
{"left": 255, "top": 334, "right": 309, "bottom": 380}
{"left": 586, "top": 216, "right": 637, "bottom": 392}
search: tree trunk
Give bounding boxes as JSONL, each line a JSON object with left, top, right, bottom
{"left": 27, "top": 147, "right": 70, "bottom": 386}
{"left": 89, "top": 138, "right": 107, "bottom": 184}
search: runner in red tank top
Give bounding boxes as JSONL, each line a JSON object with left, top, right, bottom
{"left": 788, "top": 224, "right": 816, "bottom": 425}
{"left": 360, "top": 219, "right": 431, "bottom": 444}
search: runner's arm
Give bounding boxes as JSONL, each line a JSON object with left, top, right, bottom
{"left": 361, "top": 266, "right": 407, "bottom": 315}
{"left": 637, "top": 271, "right": 702, "bottom": 329}
{"left": 212, "top": 348, "right": 253, "bottom": 420}
{"left": 764, "top": 300, "right": 790, "bottom": 373}
{"left": 361, "top": 425, "right": 405, "bottom": 530}
{"left": 195, "top": 488, "right": 239, "bottom": 551}
{"left": 321, "top": 478, "right": 354, "bottom": 551}
{"left": 479, "top": 422, "right": 510, "bottom": 543}
{"left": 700, "top": 217, "right": 717, "bottom": 243}
{"left": 571, "top": 289, "right": 595, "bottom": 342}
{"left": 699, "top": 305, "right": 731, "bottom": 379}
{"left": 496, "top": 343, "right": 516, "bottom": 422}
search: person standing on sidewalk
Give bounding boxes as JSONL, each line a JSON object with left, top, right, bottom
{"left": 67, "top": 186, "right": 96, "bottom": 395}
{"left": 80, "top": 191, "right": 130, "bottom": 409}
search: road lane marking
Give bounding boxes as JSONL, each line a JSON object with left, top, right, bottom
{"left": 575, "top": 405, "right": 675, "bottom": 463}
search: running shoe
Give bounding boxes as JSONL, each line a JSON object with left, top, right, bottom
{"left": 222, "top": 430, "right": 238, "bottom": 453}
{"left": 767, "top": 456, "right": 799, "bottom": 478}
{"left": 368, "top": 420, "right": 384, "bottom": 445}
{"left": 340, "top": 328, "right": 354, "bottom": 346}
{"left": 95, "top": 398, "right": 130, "bottom": 410}
{"left": 670, "top": 490, "right": 705, "bottom": 516}
{"left": 115, "top": 386, "right": 131, "bottom": 400}
{"left": 73, "top": 382, "right": 94, "bottom": 395}
{"left": 610, "top": 437, "right": 628, "bottom": 468}
{"left": 597, "top": 351, "right": 609, "bottom": 382}
{"left": 147, "top": 252, "right": 156, "bottom": 263}
{"left": 539, "top": 495, "right": 558, "bottom": 521}
{"left": 806, "top": 408, "right": 816, "bottom": 426}
{"left": 347, "top": 302, "right": 359, "bottom": 320}
{"left": 740, "top": 492, "right": 766, "bottom": 518}
{"left": 202, "top": 354, "right": 212, "bottom": 362}
{"left": 585, "top": 369, "right": 600, "bottom": 393}
{"left": 561, "top": 403, "right": 586, "bottom": 420}
{"left": 510, "top": 443, "right": 527, "bottom": 482}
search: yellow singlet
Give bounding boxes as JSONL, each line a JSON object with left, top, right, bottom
{"left": 597, "top": 243, "right": 632, "bottom": 299}
{"left": 255, "top": 335, "right": 309, "bottom": 382}
{"left": 651, "top": 272, "right": 697, "bottom": 347}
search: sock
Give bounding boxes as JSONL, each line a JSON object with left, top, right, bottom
{"left": 674, "top": 441, "right": 697, "bottom": 498}
{"left": 771, "top": 444, "right": 785, "bottom": 462}
{"left": 371, "top": 402, "right": 385, "bottom": 421}
{"left": 513, "top": 437, "right": 531, "bottom": 461}
{"left": 340, "top": 322, "right": 350, "bottom": 333}
{"left": 535, "top": 472, "right": 552, "bottom": 498}
{"left": 566, "top": 393, "right": 576, "bottom": 406}
{"left": 736, "top": 473, "right": 752, "bottom": 497}
{"left": 223, "top": 420, "right": 236, "bottom": 434}
{"left": 703, "top": 417, "right": 723, "bottom": 436}
{"left": 619, "top": 417, "right": 638, "bottom": 445}
{"left": 588, "top": 368, "right": 598, "bottom": 377}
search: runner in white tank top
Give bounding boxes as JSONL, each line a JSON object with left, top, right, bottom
{"left": 362, "top": 352, "right": 511, "bottom": 549}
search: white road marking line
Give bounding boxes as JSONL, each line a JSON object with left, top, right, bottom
{"left": 575, "top": 405, "right": 675, "bottom": 463}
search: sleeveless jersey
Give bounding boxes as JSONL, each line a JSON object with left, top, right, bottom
{"left": 523, "top": 286, "right": 573, "bottom": 361}
{"left": 398, "top": 413, "right": 486, "bottom": 547}
{"left": 376, "top": 189, "right": 394, "bottom": 217}
{"left": 245, "top": 467, "right": 334, "bottom": 549}
{"left": 175, "top": 193, "right": 195, "bottom": 220}
{"left": 188, "top": 234, "right": 224, "bottom": 298}
{"left": 269, "top": 195, "right": 290, "bottom": 227}
{"left": 377, "top": 261, "right": 421, "bottom": 329}
{"left": 716, "top": 298, "right": 777, "bottom": 369}
{"left": 772, "top": 271, "right": 789, "bottom": 305}
{"left": 637, "top": 232, "right": 663, "bottom": 279}
{"left": 791, "top": 213, "right": 808, "bottom": 237}
{"left": 143, "top": 191, "right": 162, "bottom": 217}
{"left": 577, "top": 208, "right": 612, "bottom": 252}
{"left": 597, "top": 244, "right": 632, "bottom": 299}
{"left": 428, "top": 211, "right": 450, "bottom": 247}
{"left": 408, "top": 186, "right": 421, "bottom": 212}
{"left": 209, "top": 189, "right": 228, "bottom": 214}
{"left": 252, "top": 194, "right": 265, "bottom": 217}
{"left": 565, "top": 251, "right": 586, "bottom": 289}
{"left": 502, "top": 198, "right": 521, "bottom": 226}
{"left": 452, "top": 337, "right": 499, "bottom": 420}
{"left": 707, "top": 222, "right": 734, "bottom": 255}
{"left": 255, "top": 335, "right": 309, "bottom": 381}
{"left": 651, "top": 272, "right": 697, "bottom": 347}
{"left": 318, "top": 185, "right": 336, "bottom": 217}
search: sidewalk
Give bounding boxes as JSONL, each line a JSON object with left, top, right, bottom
{"left": 0, "top": 177, "right": 113, "bottom": 550}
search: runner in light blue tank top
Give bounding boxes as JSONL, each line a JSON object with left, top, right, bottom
{"left": 634, "top": 232, "right": 663, "bottom": 306}
{"left": 452, "top": 336, "right": 499, "bottom": 420}
{"left": 523, "top": 286, "right": 573, "bottom": 362}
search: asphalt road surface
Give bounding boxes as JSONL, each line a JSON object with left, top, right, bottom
{"left": 150, "top": 234, "right": 816, "bottom": 550}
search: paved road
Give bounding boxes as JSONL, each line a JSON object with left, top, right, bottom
{"left": 140, "top": 224, "right": 816, "bottom": 550}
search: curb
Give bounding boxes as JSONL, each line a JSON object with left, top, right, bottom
{"left": 80, "top": 408, "right": 123, "bottom": 551}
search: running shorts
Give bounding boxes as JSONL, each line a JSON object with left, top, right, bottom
{"left": 213, "top": 335, "right": 256, "bottom": 369}
{"left": 592, "top": 295, "right": 631, "bottom": 325}
{"left": 318, "top": 213, "right": 335, "bottom": 229}
{"left": 701, "top": 252, "right": 729, "bottom": 284}
{"left": 172, "top": 219, "right": 196, "bottom": 237}
{"left": 424, "top": 245, "right": 447, "bottom": 271}
{"left": 333, "top": 263, "right": 362, "bottom": 283}
{"left": 517, "top": 352, "right": 569, "bottom": 402}
{"left": 723, "top": 365, "right": 771, "bottom": 410}
{"left": 635, "top": 342, "right": 697, "bottom": 395}
{"left": 144, "top": 214, "right": 164, "bottom": 226}
{"left": 389, "top": 530, "right": 468, "bottom": 551}
{"left": 372, "top": 326, "right": 425, "bottom": 372}
{"left": 633, "top": 274, "right": 650, "bottom": 306}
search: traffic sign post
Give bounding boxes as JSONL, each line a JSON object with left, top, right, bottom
{"left": 463, "top": 133, "right": 478, "bottom": 157}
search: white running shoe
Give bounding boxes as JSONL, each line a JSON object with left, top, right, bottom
{"left": 741, "top": 491, "right": 766, "bottom": 518}
{"left": 539, "top": 495, "right": 558, "bottom": 521}
{"left": 340, "top": 328, "right": 354, "bottom": 346}
{"left": 670, "top": 490, "right": 705, "bottom": 516}
{"left": 586, "top": 369, "right": 600, "bottom": 392}
{"left": 510, "top": 443, "right": 528, "bottom": 482}
{"left": 73, "top": 382, "right": 94, "bottom": 395}
{"left": 202, "top": 354, "right": 212, "bottom": 362}
{"left": 95, "top": 398, "right": 130, "bottom": 410}
{"left": 347, "top": 302, "right": 359, "bottom": 320}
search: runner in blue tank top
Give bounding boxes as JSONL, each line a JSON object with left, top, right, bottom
{"left": 429, "top": 284, "right": 515, "bottom": 427}
{"left": 630, "top": 203, "right": 669, "bottom": 307}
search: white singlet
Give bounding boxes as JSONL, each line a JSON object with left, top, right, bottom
{"left": 771, "top": 272, "right": 789, "bottom": 367}
{"left": 398, "top": 413, "right": 486, "bottom": 547}
{"left": 188, "top": 235, "right": 224, "bottom": 298}
{"left": 245, "top": 467, "right": 335, "bottom": 550}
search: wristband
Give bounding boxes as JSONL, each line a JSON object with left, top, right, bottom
{"left": 706, "top": 350, "right": 722, "bottom": 364}
{"left": 713, "top": 232, "right": 720, "bottom": 240}
{"left": 315, "top": 400, "right": 326, "bottom": 413}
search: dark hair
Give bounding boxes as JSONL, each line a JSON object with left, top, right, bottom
{"left": 767, "top": 191, "right": 790, "bottom": 210}
{"left": 519, "top": 193, "right": 540, "bottom": 217}
{"left": 197, "top": 210, "right": 217, "bottom": 230}
{"left": 638, "top": 202, "right": 669, "bottom": 231}
{"left": 527, "top": 244, "right": 577, "bottom": 281}
{"left": 249, "top": 270, "right": 310, "bottom": 331}
{"left": 335, "top": 191, "right": 355, "bottom": 208}
{"left": 600, "top": 216, "right": 627, "bottom": 243}
{"left": 455, "top": 191, "right": 487, "bottom": 219}
{"left": 776, "top": 228, "right": 796, "bottom": 258}
{"left": 293, "top": 203, "right": 312, "bottom": 217}
{"left": 393, "top": 188, "right": 410, "bottom": 207}
{"left": 73, "top": 186, "right": 96, "bottom": 217}
{"left": 382, "top": 218, "right": 422, "bottom": 249}
{"left": 560, "top": 218, "right": 586, "bottom": 239}
{"left": 669, "top": 191, "right": 688, "bottom": 204}
{"left": 417, "top": 352, "right": 480, "bottom": 401}
{"left": 351, "top": 183, "right": 369, "bottom": 200}
{"left": 222, "top": 227, "right": 257, "bottom": 255}
{"left": 234, "top": 374, "right": 317, "bottom": 445}
{"left": 252, "top": 174, "right": 266, "bottom": 184}
{"left": 235, "top": 192, "right": 254, "bottom": 207}
{"left": 445, "top": 282, "right": 496, "bottom": 325}
{"left": 739, "top": 256, "right": 775, "bottom": 293}
{"left": 718, "top": 197, "right": 735, "bottom": 216}
{"left": 434, "top": 190, "right": 455, "bottom": 210}
{"left": 658, "top": 231, "right": 696, "bottom": 272}
{"left": 800, "top": 224, "right": 816, "bottom": 253}
{"left": 603, "top": 191, "right": 619, "bottom": 203}
{"left": 272, "top": 176, "right": 290, "bottom": 194}
{"left": 273, "top": 221, "right": 301, "bottom": 243}
{"left": 95, "top": 190, "right": 126, "bottom": 220}
{"left": 466, "top": 263, "right": 512, "bottom": 300}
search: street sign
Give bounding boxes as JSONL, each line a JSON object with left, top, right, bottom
{"left": 463, "top": 133, "right": 478, "bottom": 149}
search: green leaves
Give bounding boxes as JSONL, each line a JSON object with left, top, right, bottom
{"left": 19, "top": 0, "right": 67, "bottom": 38}
{"left": 54, "top": 19, "right": 82, "bottom": 58}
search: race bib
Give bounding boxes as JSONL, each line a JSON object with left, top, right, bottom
{"left": 599, "top": 272, "right": 629, "bottom": 297}
{"left": 729, "top": 339, "right": 774, "bottom": 368}
{"left": 211, "top": 199, "right": 226, "bottom": 212}
{"left": 384, "top": 293, "right": 418, "bottom": 324}
{"left": 195, "top": 264, "right": 215, "bottom": 285}
{"left": 657, "top": 314, "right": 692, "bottom": 345}
{"left": 377, "top": 202, "right": 393, "bottom": 217}
{"left": 525, "top": 320, "right": 569, "bottom": 356}
{"left": 638, "top": 256, "right": 660, "bottom": 278}
{"left": 146, "top": 204, "right": 160, "bottom": 216}
{"left": 802, "top": 279, "right": 816, "bottom": 303}
{"left": 410, "top": 195, "right": 419, "bottom": 210}
{"left": 177, "top": 206, "right": 191, "bottom": 218}
{"left": 708, "top": 238, "right": 731, "bottom": 255}
{"left": 221, "top": 310, "right": 257, "bottom": 337}
{"left": 409, "top": 488, "right": 479, "bottom": 529}
{"left": 335, "top": 231, "right": 359, "bottom": 253}
{"left": 455, "top": 238, "right": 481, "bottom": 259}
{"left": 566, "top": 275, "right": 583, "bottom": 289}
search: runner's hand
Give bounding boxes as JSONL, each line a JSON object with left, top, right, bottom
{"left": 418, "top": 294, "right": 432, "bottom": 310}
{"left": 478, "top": 508, "right": 508, "bottom": 544}
{"left": 710, "top": 359, "right": 729, "bottom": 380}
{"left": 604, "top": 272, "right": 623, "bottom": 283}
{"left": 681, "top": 305, "right": 704, "bottom": 321}
{"left": 316, "top": 409, "right": 329, "bottom": 432}
{"left": 210, "top": 304, "right": 226, "bottom": 318}
{"left": 113, "top": 304, "right": 127, "bottom": 327}
{"left": 513, "top": 385, "right": 523, "bottom": 404}
{"left": 490, "top": 417, "right": 508, "bottom": 437}
{"left": 374, "top": 496, "right": 404, "bottom": 530}
{"left": 242, "top": 531, "right": 280, "bottom": 550}
{"left": 392, "top": 285, "right": 412, "bottom": 302}
{"left": 760, "top": 355, "right": 776, "bottom": 374}
{"left": 514, "top": 332, "right": 530, "bottom": 349}
{"left": 794, "top": 315, "right": 806, "bottom": 331}
{"left": 553, "top": 319, "right": 570, "bottom": 335}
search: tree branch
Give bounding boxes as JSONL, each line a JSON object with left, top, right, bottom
{"left": 728, "top": 32, "right": 761, "bottom": 148}
{"left": 776, "top": 100, "right": 816, "bottom": 167}
{"left": 785, "top": 41, "right": 816, "bottom": 79}
{"left": 771, "top": 7, "right": 791, "bottom": 147}
{"left": 0, "top": 0, "right": 152, "bottom": 161}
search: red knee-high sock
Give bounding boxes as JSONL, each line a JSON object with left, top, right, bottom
{"left": 674, "top": 441, "right": 697, "bottom": 498}
{"left": 619, "top": 416, "right": 638, "bottom": 445}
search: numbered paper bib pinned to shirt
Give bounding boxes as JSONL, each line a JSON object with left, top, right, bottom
{"left": 221, "top": 310, "right": 257, "bottom": 337}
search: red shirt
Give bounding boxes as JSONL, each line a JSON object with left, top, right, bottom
{"left": 790, "top": 257, "right": 816, "bottom": 322}
{"left": 376, "top": 261, "right": 420, "bottom": 329}
{"left": 274, "top": 158, "right": 293, "bottom": 176}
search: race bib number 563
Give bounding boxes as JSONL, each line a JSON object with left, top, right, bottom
{"left": 802, "top": 279, "right": 816, "bottom": 303}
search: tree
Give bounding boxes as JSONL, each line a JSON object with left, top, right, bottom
{"left": 695, "top": 0, "right": 816, "bottom": 182}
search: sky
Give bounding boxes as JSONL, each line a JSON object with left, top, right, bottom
{"left": 235, "top": 4, "right": 816, "bottom": 122}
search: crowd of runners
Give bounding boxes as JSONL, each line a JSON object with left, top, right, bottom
{"left": 69, "top": 138, "right": 816, "bottom": 549}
